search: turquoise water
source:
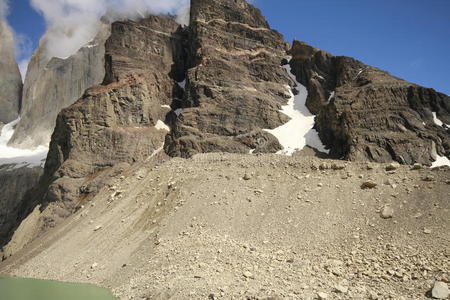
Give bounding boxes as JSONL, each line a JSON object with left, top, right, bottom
{"left": 0, "top": 277, "right": 118, "bottom": 300}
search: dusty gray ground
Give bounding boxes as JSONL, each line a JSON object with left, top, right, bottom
{"left": 1, "top": 153, "right": 449, "bottom": 300}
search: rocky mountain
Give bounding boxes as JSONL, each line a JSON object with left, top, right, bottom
{"left": 0, "top": 20, "right": 22, "bottom": 125}
{"left": 0, "top": 1, "right": 449, "bottom": 294}
{"left": 289, "top": 41, "right": 450, "bottom": 165}
{"left": 165, "top": 0, "right": 292, "bottom": 157}
{"left": 7, "top": 23, "right": 110, "bottom": 149}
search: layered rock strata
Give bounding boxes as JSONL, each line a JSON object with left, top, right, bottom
{"left": 0, "top": 21, "right": 22, "bottom": 124}
{"left": 0, "top": 15, "right": 183, "bottom": 252}
{"left": 42, "top": 16, "right": 183, "bottom": 205}
{"left": 165, "top": 0, "right": 293, "bottom": 157}
{"left": 289, "top": 41, "right": 450, "bottom": 164}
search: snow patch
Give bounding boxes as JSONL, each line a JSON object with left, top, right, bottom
{"left": 174, "top": 108, "right": 183, "bottom": 117}
{"left": 84, "top": 44, "right": 97, "bottom": 49}
{"left": 177, "top": 79, "right": 186, "bottom": 90}
{"left": 264, "top": 61, "right": 329, "bottom": 156}
{"left": 155, "top": 120, "right": 170, "bottom": 131}
{"left": 356, "top": 69, "right": 364, "bottom": 77}
{"left": 328, "top": 91, "right": 335, "bottom": 102}
{"left": 431, "top": 155, "right": 450, "bottom": 168}
{"left": 0, "top": 119, "right": 48, "bottom": 168}
{"left": 432, "top": 112, "right": 448, "bottom": 127}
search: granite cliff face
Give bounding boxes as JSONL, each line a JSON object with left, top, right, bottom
{"left": 165, "top": 0, "right": 292, "bottom": 157}
{"left": 0, "top": 21, "right": 22, "bottom": 124}
{"left": 289, "top": 41, "right": 450, "bottom": 164}
{"left": 7, "top": 24, "right": 110, "bottom": 149}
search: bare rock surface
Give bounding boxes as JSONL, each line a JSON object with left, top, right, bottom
{"left": 0, "top": 165, "right": 42, "bottom": 258}
{"left": 8, "top": 24, "right": 110, "bottom": 149}
{"left": 0, "top": 15, "right": 186, "bottom": 254}
{"left": 289, "top": 41, "right": 450, "bottom": 165}
{"left": 0, "top": 21, "right": 22, "bottom": 124}
{"left": 1, "top": 153, "right": 448, "bottom": 300}
{"left": 165, "top": 0, "right": 292, "bottom": 157}
{"left": 42, "top": 15, "right": 183, "bottom": 204}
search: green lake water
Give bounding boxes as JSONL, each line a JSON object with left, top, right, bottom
{"left": 0, "top": 277, "right": 118, "bottom": 300}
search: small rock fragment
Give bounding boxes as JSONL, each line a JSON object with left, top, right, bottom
{"left": 94, "top": 225, "right": 102, "bottom": 231}
{"left": 334, "top": 285, "right": 348, "bottom": 294}
{"left": 332, "top": 163, "right": 345, "bottom": 170}
{"left": 412, "top": 163, "right": 422, "bottom": 170}
{"left": 432, "top": 281, "right": 450, "bottom": 299}
{"left": 317, "top": 292, "right": 328, "bottom": 299}
{"left": 243, "top": 271, "right": 254, "bottom": 279}
{"left": 423, "top": 175, "right": 435, "bottom": 182}
{"left": 380, "top": 205, "right": 394, "bottom": 219}
{"left": 423, "top": 228, "right": 432, "bottom": 234}
{"left": 361, "top": 180, "right": 377, "bottom": 189}
{"left": 386, "top": 162, "right": 400, "bottom": 171}
{"left": 243, "top": 173, "right": 252, "bottom": 180}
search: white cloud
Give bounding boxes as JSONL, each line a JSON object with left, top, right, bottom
{"left": 31, "top": 0, "right": 190, "bottom": 61}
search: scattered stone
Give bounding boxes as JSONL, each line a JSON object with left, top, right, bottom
{"left": 386, "top": 162, "right": 400, "bottom": 171}
{"left": 243, "top": 271, "right": 254, "bottom": 279}
{"left": 334, "top": 285, "right": 348, "bottom": 294}
{"left": 317, "top": 292, "right": 328, "bottom": 299}
{"left": 423, "top": 228, "right": 432, "bottom": 234}
{"left": 94, "top": 225, "right": 103, "bottom": 231}
{"left": 91, "top": 262, "right": 98, "bottom": 269}
{"left": 423, "top": 175, "right": 435, "bottom": 182}
{"left": 380, "top": 205, "right": 394, "bottom": 219}
{"left": 361, "top": 180, "right": 377, "bottom": 189}
{"left": 432, "top": 281, "right": 450, "bottom": 299}
{"left": 243, "top": 173, "right": 252, "bottom": 181}
{"left": 412, "top": 163, "right": 422, "bottom": 170}
{"left": 332, "top": 163, "right": 346, "bottom": 170}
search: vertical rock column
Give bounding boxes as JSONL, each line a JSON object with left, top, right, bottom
{"left": 165, "top": 0, "right": 293, "bottom": 157}
{"left": 0, "top": 21, "right": 22, "bottom": 124}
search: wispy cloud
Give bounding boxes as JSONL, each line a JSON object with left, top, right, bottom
{"left": 30, "top": 0, "right": 190, "bottom": 61}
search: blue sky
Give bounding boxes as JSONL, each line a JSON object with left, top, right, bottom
{"left": 6, "top": 0, "right": 450, "bottom": 95}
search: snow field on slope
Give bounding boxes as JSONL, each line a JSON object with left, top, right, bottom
{"left": 0, "top": 119, "right": 48, "bottom": 168}
{"left": 263, "top": 60, "right": 329, "bottom": 156}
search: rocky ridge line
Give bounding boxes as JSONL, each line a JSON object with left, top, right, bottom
{"left": 289, "top": 41, "right": 450, "bottom": 165}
